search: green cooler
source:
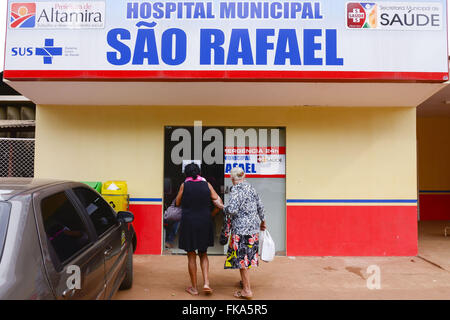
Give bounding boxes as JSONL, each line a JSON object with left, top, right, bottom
{"left": 81, "top": 181, "right": 102, "bottom": 193}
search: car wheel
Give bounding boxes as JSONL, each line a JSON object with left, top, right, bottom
{"left": 119, "top": 245, "right": 133, "bottom": 290}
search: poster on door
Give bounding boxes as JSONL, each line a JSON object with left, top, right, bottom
{"left": 224, "top": 147, "right": 286, "bottom": 178}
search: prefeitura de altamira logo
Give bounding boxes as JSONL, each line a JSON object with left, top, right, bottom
{"left": 347, "top": 2, "right": 377, "bottom": 28}
{"left": 10, "top": 3, "right": 36, "bottom": 28}
{"left": 10, "top": 2, "right": 105, "bottom": 29}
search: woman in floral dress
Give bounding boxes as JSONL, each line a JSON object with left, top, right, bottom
{"left": 217, "top": 167, "right": 266, "bottom": 299}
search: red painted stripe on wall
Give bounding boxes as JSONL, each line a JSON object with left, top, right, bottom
{"left": 3, "top": 70, "right": 448, "bottom": 82}
{"left": 130, "top": 203, "right": 162, "bottom": 255}
{"left": 286, "top": 205, "right": 418, "bottom": 256}
{"left": 419, "top": 194, "right": 450, "bottom": 220}
{"left": 224, "top": 174, "right": 285, "bottom": 178}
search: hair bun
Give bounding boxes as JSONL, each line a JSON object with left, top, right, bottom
{"left": 184, "top": 162, "right": 201, "bottom": 179}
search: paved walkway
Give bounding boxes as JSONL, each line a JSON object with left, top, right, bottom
{"left": 113, "top": 221, "right": 450, "bottom": 300}
{"left": 418, "top": 220, "right": 450, "bottom": 271}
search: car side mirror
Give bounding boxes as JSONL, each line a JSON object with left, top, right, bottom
{"left": 117, "top": 211, "right": 134, "bottom": 223}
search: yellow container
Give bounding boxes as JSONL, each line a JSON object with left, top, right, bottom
{"left": 101, "top": 181, "right": 129, "bottom": 212}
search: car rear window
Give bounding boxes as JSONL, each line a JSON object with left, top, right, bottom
{"left": 0, "top": 202, "right": 11, "bottom": 263}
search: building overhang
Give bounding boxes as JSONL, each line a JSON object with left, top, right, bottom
{"left": 4, "top": 0, "right": 448, "bottom": 107}
{"left": 4, "top": 80, "right": 447, "bottom": 107}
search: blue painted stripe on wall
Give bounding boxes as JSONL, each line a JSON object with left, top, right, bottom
{"left": 286, "top": 199, "right": 417, "bottom": 204}
{"left": 129, "top": 198, "right": 163, "bottom": 202}
{"left": 419, "top": 190, "right": 450, "bottom": 194}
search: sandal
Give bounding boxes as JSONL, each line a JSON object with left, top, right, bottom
{"left": 203, "top": 285, "right": 214, "bottom": 295}
{"left": 185, "top": 286, "right": 199, "bottom": 296}
{"left": 234, "top": 290, "right": 253, "bottom": 300}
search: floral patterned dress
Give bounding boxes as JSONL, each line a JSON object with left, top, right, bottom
{"left": 223, "top": 182, "right": 265, "bottom": 269}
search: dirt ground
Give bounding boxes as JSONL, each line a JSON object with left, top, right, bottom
{"left": 113, "top": 221, "right": 450, "bottom": 300}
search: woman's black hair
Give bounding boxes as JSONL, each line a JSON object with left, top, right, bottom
{"left": 184, "top": 163, "right": 201, "bottom": 179}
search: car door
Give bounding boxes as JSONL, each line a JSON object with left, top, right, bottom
{"left": 33, "top": 185, "right": 106, "bottom": 300}
{"left": 70, "top": 186, "right": 127, "bottom": 299}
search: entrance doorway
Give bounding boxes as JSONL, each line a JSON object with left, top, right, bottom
{"left": 163, "top": 125, "right": 286, "bottom": 255}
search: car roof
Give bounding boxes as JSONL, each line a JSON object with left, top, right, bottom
{"left": 0, "top": 178, "right": 73, "bottom": 201}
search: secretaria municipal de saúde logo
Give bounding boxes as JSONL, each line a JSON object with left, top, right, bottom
{"left": 347, "top": 2, "right": 377, "bottom": 29}
{"left": 10, "top": 3, "right": 36, "bottom": 28}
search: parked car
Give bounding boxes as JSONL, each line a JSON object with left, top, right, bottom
{"left": 0, "top": 178, "right": 136, "bottom": 300}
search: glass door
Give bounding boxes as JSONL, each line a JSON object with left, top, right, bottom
{"left": 224, "top": 127, "right": 286, "bottom": 254}
{"left": 163, "top": 125, "right": 286, "bottom": 255}
{"left": 163, "top": 126, "right": 225, "bottom": 254}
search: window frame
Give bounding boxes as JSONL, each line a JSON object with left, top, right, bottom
{"left": 68, "top": 187, "right": 119, "bottom": 240}
{"left": 33, "top": 185, "right": 97, "bottom": 272}
{"left": 0, "top": 201, "right": 11, "bottom": 263}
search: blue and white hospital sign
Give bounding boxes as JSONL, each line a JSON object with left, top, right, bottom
{"left": 4, "top": 0, "right": 449, "bottom": 81}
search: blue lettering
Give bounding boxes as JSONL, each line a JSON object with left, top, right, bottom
{"left": 290, "top": 3, "right": 301, "bottom": 19}
{"left": 315, "top": 3, "right": 323, "bottom": 19}
{"left": 302, "top": 3, "right": 314, "bottom": 19}
{"left": 194, "top": 2, "right": 206, "bottom": 19}
{"left": 126, "top": 2, "right": 324, "bottom": 21}
{"left": 185, "top": 2, "right": 195, "bottom": 18}
{"left": 161, "top": 28, "right": 187, "bottom": 65}
{"left": 227, "top": 29, "right": 254, "bottom": 65}
{"left": 107, "top": 28, "right": 131, "bottom": 66}
{"left": 206, "top": 3, "right": 215, "bottom": 18}
{"left": 165, "top": 2, "right": 176, "bottom": 19}
{"left": 263, "top": 2, "right": 269, "bottom": 18}
{"left": 326, "top": 29, "right": 343, "bottom": 66}
{"left": 270, "top": 2, "right": 282, "bottom": 19}
{"left": 132, "top": 28, "right": 159, "bottom": 65}
{"left": 256, "top": 29, "right": 274, "bottom": 65}
{"left": 140, "top": 2, "right": 151, "bottom": 19}
{"left": 304, "top": 29, "right": 322, "bottom": 65}
{"left": 127, "top": 2, "right": 139, "bottom": 19}
{"left": 275, "top": 29, "right": 301, "bottom": 65}
{"left": 153, "top": 2, "right": 164, "bottom": 19}
{"left": 250, "top": 2, "right": 262, "bottom": 18}
{"left": 200, "top": 29, "right": 225, "bottom": 65}
{"left": 226, "top": 162, "right": 257, "bottom": 173}
{"left": 106, "top": 26, "right": 342, "bottom": 68}
{"left": 283, "top": 1, "right": 289, "bottom": 18}
{"left": 177, "top": 2, "right": 183, "bottom": 19}
{"left": 237, "top": 2, "right": 249, "bottom": 19}
{"left": 220, "top": 2, "right": 235, "bottom": 18}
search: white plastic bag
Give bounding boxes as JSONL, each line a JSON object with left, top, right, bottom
{"left": 259, "top": 230, "right": 275, "bottom": 262}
